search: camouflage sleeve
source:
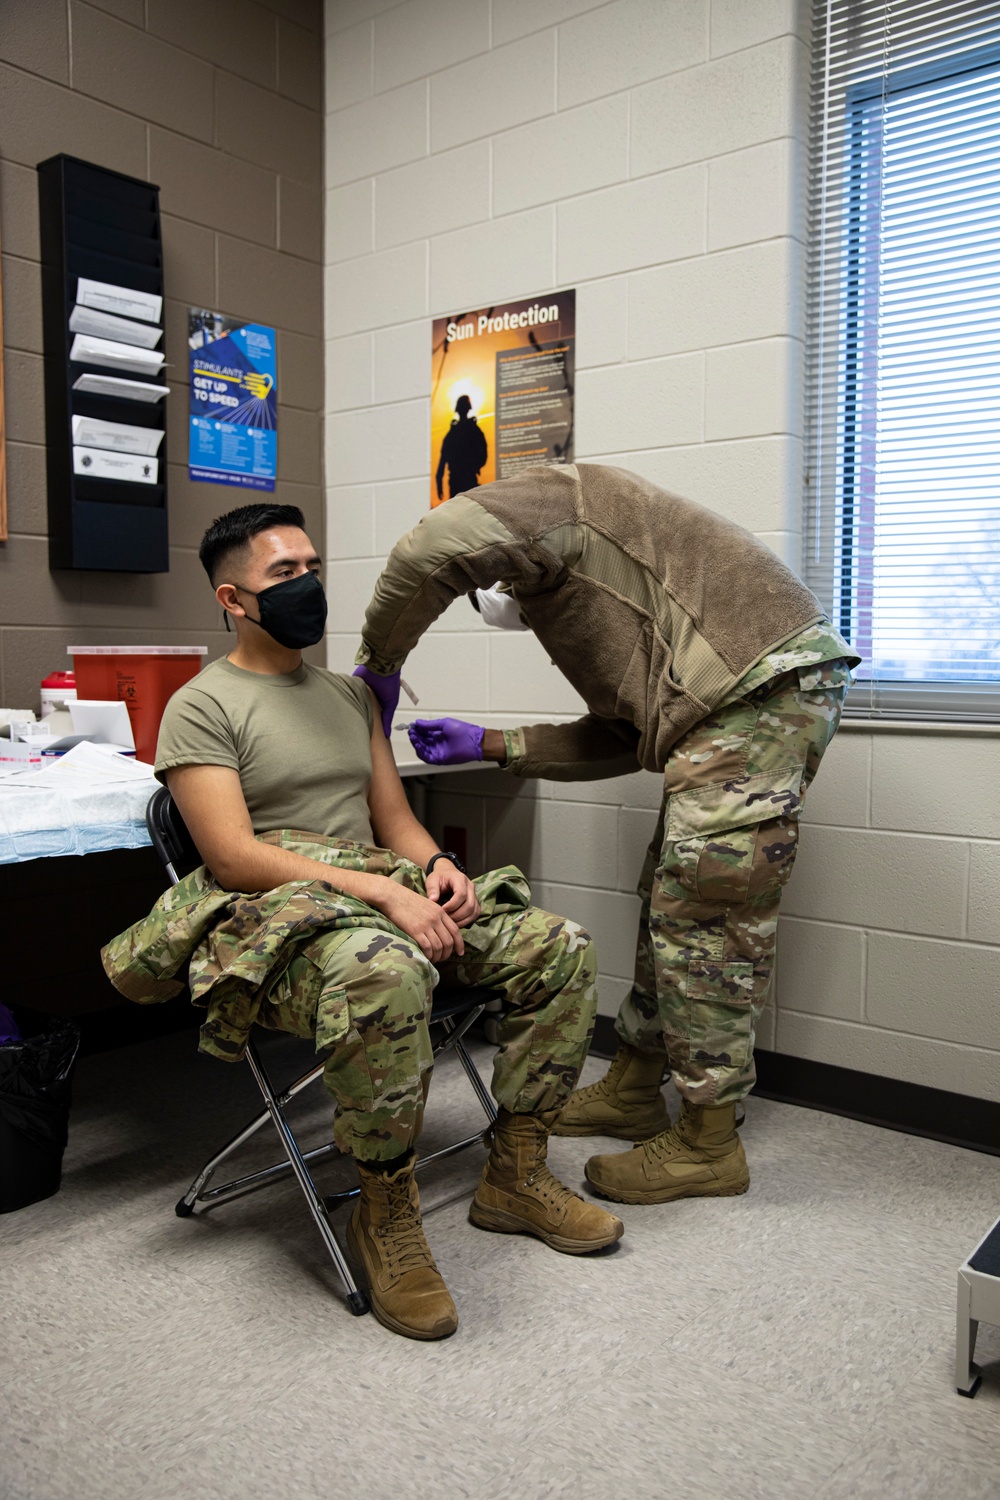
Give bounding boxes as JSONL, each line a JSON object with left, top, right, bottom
{"left": 502, "top": 715, "right": 641, "bottom": 781}
{"left": 355, "top": 495, "right": 522, "bottom": 675}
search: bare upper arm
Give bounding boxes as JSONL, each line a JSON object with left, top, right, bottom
{"left": 363, "top": 690, "right": 412, "bottom": 844}
{"left": 164, "top": 764, "right": 255, "bottom": 878}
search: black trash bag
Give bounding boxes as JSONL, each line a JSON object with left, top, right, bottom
{"left": 0, "top": 1019, "right": 80, "bottom": 1213}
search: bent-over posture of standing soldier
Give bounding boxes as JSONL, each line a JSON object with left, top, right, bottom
{"left": 354, "top": 463, "right": 858, "bottom": 1207}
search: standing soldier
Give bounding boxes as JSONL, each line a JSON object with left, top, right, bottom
{"left": 354, "top": 464, "right": 858, "bottom": 1207}
{"left": 435, "top": 394, "right": 488, "bottom": 501}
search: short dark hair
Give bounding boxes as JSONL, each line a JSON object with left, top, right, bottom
{"left": 199, "top": 503, "right": 306, "bottom": 584}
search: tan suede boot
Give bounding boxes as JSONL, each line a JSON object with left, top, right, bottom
{"left": 470, "top": 1108, "right": 624, "bottom": 1254}
{"left": 551, "top": 1044, "right": 669, "bottom": 1140}
{"left": 347, "top": 1158, "right": 458, "bottom": 1340}
{"left": 584, "top": 1099, "right": 749, "bottom": 1204}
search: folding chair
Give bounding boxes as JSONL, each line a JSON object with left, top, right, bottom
{"left": 145, "top": 785, "right": 500, "bottom": 1318}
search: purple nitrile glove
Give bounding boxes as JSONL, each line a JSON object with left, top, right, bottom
{"left": 407, "top": 718, "right": 485, "bottom": 765}
{"left": 0, "top": 1003, "right": 21, "bottom": 1045}
{"left": 353, "top": 666, "right": 401, "bottom": 737}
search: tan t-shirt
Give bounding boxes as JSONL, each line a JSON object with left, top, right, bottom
{"left": 155, "top": 658, "right": 376, "bottom": 843}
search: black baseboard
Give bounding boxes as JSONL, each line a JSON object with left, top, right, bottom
{"left": 590, "top": 1014, "right": 1000, "bottom": 1158}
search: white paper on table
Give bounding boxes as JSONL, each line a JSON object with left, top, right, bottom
{"left": 76, "top": 277, "right": 162, "bottom": 324}
{"left": 73, "top": 446, "right": 158, "bottom": 484}
{"left": 9, "top": 741, "right": 155, "bottom": 788}
{"left": 70, "top": 334, "right": 165, "bottom": 376}
{"left": 69, "top": 304, "right": 162, "bottom": 349}
{"left": 70, "top": 700, "right": 135, "bottom": 748}
{"left": 72, "top": 415, "right": 164, "bottom": 456}
{"left": 72, "top": 374, "right": 170, "bottom": 403}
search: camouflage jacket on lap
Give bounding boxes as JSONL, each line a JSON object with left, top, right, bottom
{"left": 101, "top": 830, "right": 531, "bottom": 1064}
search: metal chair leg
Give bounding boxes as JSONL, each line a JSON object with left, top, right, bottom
{"left": 174, "top": 1060, "right": 327, "bottom": 1215}
{"left": 243, "top": 1042, "right": 368, "bottom": 1316}
{"left": 447, "top": 1023, "right": 498, "bottom": 1124}
{"left": 173, "top": 1011, "right": 500, "bottom": 1309}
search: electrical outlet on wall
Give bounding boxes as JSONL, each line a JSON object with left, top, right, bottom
{"left": 442, "top": 825, "right": 468, "bottom": 868}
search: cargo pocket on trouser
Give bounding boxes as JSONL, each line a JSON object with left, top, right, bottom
{"left": 658, "top": 767, "right": 805, "bottom": 1104}
{"left": 315, "top": 929, "right": 437, "bottom": 1162}
{"left": 686, "top": 960, "right": 756, "bottom": 1075}
{"left": 665, "top": 765, "right": 804, "bottom": 905}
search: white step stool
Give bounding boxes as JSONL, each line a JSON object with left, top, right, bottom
{"left": 957, "top": 1212, "right": 1000, "bottom": 1397}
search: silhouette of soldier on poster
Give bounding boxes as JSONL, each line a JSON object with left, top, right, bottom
{"left": 435, "top": 394, "right": 488, "bottom": 500}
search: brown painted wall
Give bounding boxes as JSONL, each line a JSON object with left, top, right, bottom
{"left": 0, "top": 0, "right": 325, "bottom": 711}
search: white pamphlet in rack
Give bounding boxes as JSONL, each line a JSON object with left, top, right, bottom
{"left": 73, "top": 446, "right": 159, "bottom": 484}
{"left": 72, "top": 415, "right": 163, "bottom": 456}
{"left": 69, "top": 304, "right": 162, "bottom": 350}
{"left": 70, "top": 333, "right": 165, "bottom": 376}
{"left": 76, "top": 277, "right": 162, "bottom": 325}
{"left": 72, "top": 373, "right": 169, "bottom": 403}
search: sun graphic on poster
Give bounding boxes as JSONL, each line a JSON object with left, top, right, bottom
{"left": 446, "top": 378, "right": 490, "bottom": 422}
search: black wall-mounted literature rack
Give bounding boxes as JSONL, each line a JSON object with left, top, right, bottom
{"left": 38, "top": 154, "right": 169, "bottom": 572}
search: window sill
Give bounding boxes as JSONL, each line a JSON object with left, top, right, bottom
{"left": 839, "top": 717, "right": 1000, "bottom": 736}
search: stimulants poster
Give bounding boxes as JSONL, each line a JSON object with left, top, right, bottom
{"left": 430, "top": 291, "right": 575, "bottom": 508}
{"left": 188, "top": 309, "right": 277, "bottom": 490}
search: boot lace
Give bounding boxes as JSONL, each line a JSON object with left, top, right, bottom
{"left": 523, "top": 1160, "right": 576, "bottom": 1212}
{"left": 376, "top": 1176, "right": 434, "bottom": 1276}
{"left": 642, "top": 1123, "right": 683, "bottom": 1166}
{"left": 571, "top": 1049, "right": 629, "bottom": 1105}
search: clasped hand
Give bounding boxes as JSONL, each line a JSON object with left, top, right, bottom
{"left": 379, "top": 863, "right": 481, "bottom": 962}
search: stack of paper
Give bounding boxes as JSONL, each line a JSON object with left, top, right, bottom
{"left": 70, "top": 333, "right": 164, "bottom": 376}
{"left": 70, "top": 279, "right": 168, "bottom": 415}
{"left": 72, "top": 373, "right": 169, "bottom": 403}
{"left": 73, "top": 448, "right": 158, "bottom": 483}
{"left": 72, "top": 414, "right": 164, "bottom": 456}
{"left": 69, "top": 304, "right": 162, "bottom": 349}
{"left": 77, "top": 277, "right": 162, "bottom": 325}
{"left": 11, "top": 741, "right": 155, "bottom": 787}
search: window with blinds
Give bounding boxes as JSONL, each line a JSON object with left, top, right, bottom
{"left": 805, "top": 1, "right": 1000, "bottom": 719}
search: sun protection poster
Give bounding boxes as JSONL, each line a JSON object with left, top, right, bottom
{"left": 430, "top": 291, "right": 575, "bottom": 507}
{"left": 188, "top": 309, "right": 277, "bottom": 490}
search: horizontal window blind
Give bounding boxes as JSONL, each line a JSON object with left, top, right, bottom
{"left": 805, "top": 0, "right": 1000, "bottom": 719}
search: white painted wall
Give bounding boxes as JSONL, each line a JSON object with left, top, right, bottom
{"left": 324, "top": 0, "right": 1000, "bottom": 1102}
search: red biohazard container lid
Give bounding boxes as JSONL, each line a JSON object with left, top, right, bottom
{"left": 66, "top": 646, "right": 208, "bottom": 656}
{"left": 42, "top": 671, "right": 77, "bottom": 687}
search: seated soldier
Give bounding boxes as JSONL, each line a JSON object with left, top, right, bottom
{"left": 102, "top": 503, "right": 622, "bottom": 1343}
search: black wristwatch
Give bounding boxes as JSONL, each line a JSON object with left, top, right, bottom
{"left": 426, "top": 851, "right": 466, "bottom": 876}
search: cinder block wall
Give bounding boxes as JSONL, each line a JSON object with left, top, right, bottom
{"left": 0, "top": 0, "right": 325, "bottom": 711}
{"left": 324, "top": 0, "right": 1000, "bottom": 1101}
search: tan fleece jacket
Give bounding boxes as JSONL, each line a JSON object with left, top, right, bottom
{"left": 357, "top": 463, "right": 828, "bottom": 779}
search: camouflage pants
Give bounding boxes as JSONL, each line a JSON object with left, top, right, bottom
{"left": 615, "top": 661, "right": 850, "bottom": 1107}
{"left": 257, "top": 896, "right": 598, "bottom": 1163}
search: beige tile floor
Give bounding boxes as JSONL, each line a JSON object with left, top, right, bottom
{"left": 2, "top": 1028, "right": 999, "bottom": 1500}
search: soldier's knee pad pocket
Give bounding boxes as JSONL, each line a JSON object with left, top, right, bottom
{"left": 664, "top": 767, "right": 804, "bottom": 905}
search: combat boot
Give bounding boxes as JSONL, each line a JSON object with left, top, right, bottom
{"left": 347, "top": 1157, "right": 458, "bottom": 1341}
{"left": 584, "top": 1099, "right": 749, "bottom": 1205}
{"left": 551, "top": 1043, "right": 669, "bottom": 1140}
{"left": 470, "top": 1108, "right": 624, "bottom": 1254}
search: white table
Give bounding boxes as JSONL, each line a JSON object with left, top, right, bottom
{"left": 0, "top": 734, "right": 489, "bottom": 865}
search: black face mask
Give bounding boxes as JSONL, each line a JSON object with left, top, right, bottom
{"left": 233, "top": 571, "right": 328, "bottom": 649}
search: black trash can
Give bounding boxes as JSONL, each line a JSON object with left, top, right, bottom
{"left": 0, "top": 1019, "right": 81, "bottom": 1213}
